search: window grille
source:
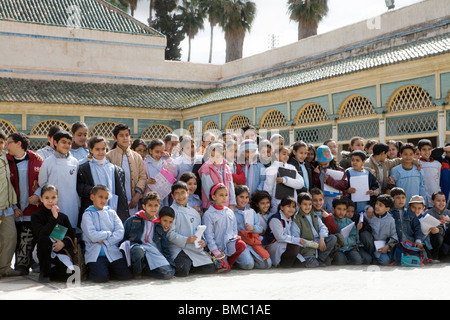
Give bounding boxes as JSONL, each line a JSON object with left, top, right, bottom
{"left": 338, "top": 95, "right": 376, "bottom": 119}
{"left": 388, "top": 85, "right": 434, "bottom": 112}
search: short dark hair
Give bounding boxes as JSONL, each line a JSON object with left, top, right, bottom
{"left": 71, "top": 121, "right": 88, "bottom": 134}
{"left": 159, "top": 206, "right": 175, "bottom": 219}
{"left": 376, "top": 194, "right": 394, "bottom": 209}
{"left": 88, "top": 136, "right": 108, "bottom": 149}
{"left": 91, "top": 184, "right": 109, "bottom": 195}
{"left": 8, "top": 132, "right": 30, "bottom": 151}
{"left": 417, "top": 139, "right": 432, "bottom": 150}
{"left": 351, "top": 150, "right": 366, "bottom": 161}
{"left": 309, "top": 187, "right": 324, "bottom": 198}
{"left": 278, "top": 195, "right": 296, "bottom": 212}
{"left": 390, "top": 187, "right": 406, "bottom": 197}
{"left": 179, "top": 172, "right": 198, "bottom": 184}
{"left": 400, "top": 142, "right": 416, "bottom": 154}
{"left": 171, "top": 181, "right": 188, "bottom": 194}
{"left": 235, "top": 185, "right": 250, "bottom": 196}
{"left": 372, "top": 143, "right": 389, "bottom": 156}
{"left": 112, "top": 123, "right": 130, "bottom": 138}
{"left": 53, "top": 130, "right": 73, "bottom": 143}
{"left": 332, "top": 195, "right": 348, "bottom": 209}
{"left": 142, "top": 191, "right": 160, "bottom": 204}
{"left": 431, "top": 191, "right": 446, "bottom": 201}
{"left": 297, "top": 192, "right": 312, "bottom": 204}
{"left": 41, "top": 184, "right": 58, "bottom": 196}
{"left": 347, "top": 199, "right": 355, "bottom": 209}
{"left": 148, "top": 139, "right": 165, "bottom": 151}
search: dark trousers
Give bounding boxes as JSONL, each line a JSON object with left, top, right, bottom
{"left": 36, "top": 237, "right": 71, "bottom": 281}
{"left": 279, "top": 243, "right": 303, "bottom": 268}
{"left": 174, "top": 250, "right": 216, "bottom": 277}
{"left": 87, "top": 256, "right": 132, "bottom": 283}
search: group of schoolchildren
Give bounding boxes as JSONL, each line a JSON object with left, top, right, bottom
{"left": 1, "top": 121, "right": 450, "bottom": 285}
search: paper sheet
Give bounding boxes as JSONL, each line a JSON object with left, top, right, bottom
{"left": 323, "top": 169, "right": 344, "bottom": 197}
{"left": 148, "top": 168, "right": 177, "bottom": 200}
{"left": 340, "top": 222, "right": 355, "bottom": 239}
{"left": 419, "top": 214, "right": 442, "bottom": 235}
{"left": 120, "top": 240, "right": 131, "bottom": 266}
{"left": 350, "top": 175, "right": 370, "bottom": 202}
{"left": 374, "top": 240, "right": 386, "bottom": 258}
{"left": 243, "top": 210, "right": 254, "bottom": 225}
{"left": 194, "top": 225, "right": 206, "bottom": 248}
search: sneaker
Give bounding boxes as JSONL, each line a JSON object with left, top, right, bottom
{"left": 38, "top": 274, "right": 51, "bottom": 283}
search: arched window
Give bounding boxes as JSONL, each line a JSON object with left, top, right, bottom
{"left": 387, "top": 85, "right": 434, "bottom": 113}
{"left": 89, "top": 121, "right": 119, "bottom": 140}
{"left": 259, "top": 109, "right": 287, "bottom": 129}
{"left": 225, "top": 115, "right": 251, "bottom": 132}
{"left": 202, "top": 120, "right": 220, "bottom": 138}
{"left": 0, "top": 119, "right": 18, "bottom": 136}
{"left": 30, "top": 119, "right": 71, "bottom": 136}
{"left": 141, "top": 124, "right": 173, "bottom": 141}
{"left": 338, "top": 95, "right": 376, "bottom": 119}
{"left": 295, "top": 103, "right": 329, "bottom": 125}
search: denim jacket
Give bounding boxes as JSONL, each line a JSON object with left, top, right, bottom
{"left": 123, "top": 212, "right": 175, "bottom": 266}
{"left": 389, "top": 207, "right": 425, "bottom": 245}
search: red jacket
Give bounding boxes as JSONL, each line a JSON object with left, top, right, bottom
{"left": 7, "top": 150, "right": 43, "bottom": 216}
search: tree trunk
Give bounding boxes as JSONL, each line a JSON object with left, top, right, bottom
{"left": 298, "top": 18, "right": 318, "bottom": 40}
{"left": 188, "top": 36, "right": 192, "bottom": 62}
{"left": 225, "top": 28, "right": 245, "bottom": 63}
{"left": 148, "top": 0, "right": 153, "bottom": 27}
{"left": 208, "top": 22, "right": 214, "bottom": 64}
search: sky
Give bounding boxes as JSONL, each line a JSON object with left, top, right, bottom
{"left": 132, "top": 0, "right": 424, "bottom": 64}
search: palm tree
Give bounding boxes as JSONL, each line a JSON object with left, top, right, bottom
{"left": 287, "top": 0, "right": 329, "bottom": 40}
{"left": 220, "top": 0, "right": 256, "bottom": 63}
{"left": 201, "top": 0, "right": 224, "bottom": 63}
{"left": 178, "top": 0, "right": 206, "bottom": 62}
{"left": 127, "top": 0, "right": 138, "bottom": 16}
{"left": 105, "top": 0, "right": 129, "bottom": 12}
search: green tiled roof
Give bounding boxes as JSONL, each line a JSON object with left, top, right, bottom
{"left": 0, "top": 0, "right": 162, "bottom": 36}
{"left": 0, "top": 78, "right": 211, "bottom": 110}
{"left": 183, "top": 32, "right": 450, "bottom": 109}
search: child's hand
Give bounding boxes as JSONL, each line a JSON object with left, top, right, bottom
{"left": 319, "top": 238, "right": 326, "bottom": 251}
{"left": 245, "top": 223, "right": 254, "bottom": 232}
{"left": 276, "top": 177, "right": 284, "bottom": 184}
{"left": 300, "top": 238, "right": 306, "bottom": 245}
{"left": 14, "top": 208, "right": 23, "bottom": 218}
{"left": 430, "top": 227, "right": 440, "bottom": 234}
{"left": 440, "top": 215, "right": 450, "bottom": 222}
{"left": 186, "top": 235, "right": 197, "bottom": 244}
{"left": 28, "top": 194, "right": 40, "bottom": 206}
{"left": 321, "top": 210, "right": 329, "bottom": 218}
{"left": 51, "top": 205, "right": 59, "bottom": 219}
{"left": 314, "top": 166, "right": 320, "bottom": 174}
{"left": 52, "top": 238, "right": 65, "bottom": 252}
{"left": 415, "top": 242, "right": 423, "bottom": 249}
{"left": 197, "top": 240, "right": 206, "bottom": 248}
{"left": 357, "top": 222, "right": 363, "bottom": 231}
{"left": 366, "top": 207, "right": 374, "bottom": 219}
{"left": 347, "top": 187, "right": 356, "bottom": 194}
{"left": 388, "top": 176, "right": 395, "bottom": 185}
{"left": 193, "top": 205, "right": 201, "bottom": 213}
{"left": 378, "top": 245, "right": 389, "bottom": 254}
{"left": 366, "top": 190, "right": 374, "bottom": 196}
{"left": 147, "top": 177, "right": 156, "bottom": 184}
